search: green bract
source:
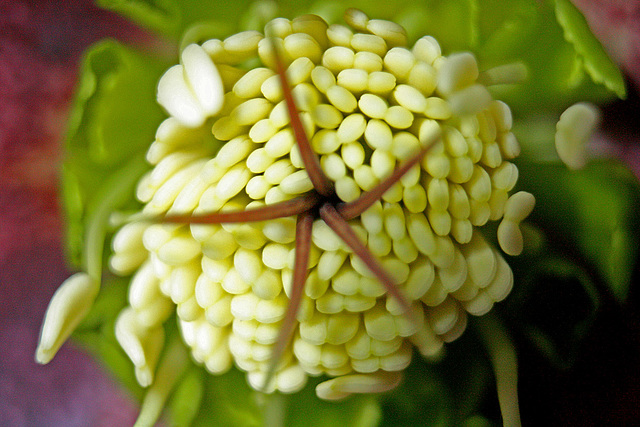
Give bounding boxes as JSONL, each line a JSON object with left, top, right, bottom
{"left": 41, "top": 1, "right": 638, "bottom": 426}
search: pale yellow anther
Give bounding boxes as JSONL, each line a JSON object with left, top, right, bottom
{"left": 312, "top": 103, "right": 343, "bottom": 129}
{"left": 310, "top": 66, "right": 336, "bottom": 94}
{"left": 357, "top": 276, "right": 386, "bottom": 298}
{"left": 214, "top": 137, "right": 254, "bottom": 170}
{"left": 202, "top": 298, "right": 232, "bottom": 329}
{"left": 233, "top": 68, "right": 274, "bottom": 99}
{"left": 337, "top": 68, "right": 369, "bottom": 93}
{"left": 344, "top": 8, "right": 369, "bottom": 31}
{"left": 364, "top": 303, "right": 397, "bottom": 342}
{"left": 220, "top": 268, "right": 251, "bottom": 295}
{"left": 463, "top": 291, "right": 494, "bottom": 316}
{"left": 335, "top": 175, "right": 361, "bottom": 202}
{"left": 484, "top": 254, "right": 514, "bottom": 302}
{"left": 407, "top": 212, "right": 436, "bottom": 256}
{"left": 469, "top": 199, "right": 491, "bottom": 226}
{"left": 326, "top": 85, "right": 358, "bottom": 113}
{"left": 300, "top": 311, "right": 329, "bottom": 345}
{"left": 231, "top": 98, "right": 272, "bottom": 126}
{"left": 264, "top": 185, "right": 289, "bottom": 205}
{"left": 497, "top": 132, "right": 520, "bottom": 159}
{"left": 157, "top": 233, "right": 200, "bottom": 266}
{"left": 423, "top": 97, "right": 451, "bottom": 120}
{"left": 323, "top": 46, "right": 356, "bottom": 73}
{"left": 351, "top": 33, "right": 387, "bottom": 56}
{"left": 309, "top": 129, "right": 338, "bottom": 155}
{"left": 364, "top": 119, "right": 393, "bottom": 150}
{"left": 230, "top": 292, "right": 260, "bottom": 321}
{"left": 255, "top": 294, "right": 287, "bottom": 323}
{"left": 430, "top": 235, "right": 455, "bottom": 269}
{"left": 465, "top": 136, "right": 483, "bottom": 164}
{"left": 337, "top": 113, "right": 366, "bottom": 143}
{"left": 340, "top": 143, "right": 365, "bottom": 172}
{"left": 478, "top": 110, "right": 497, "bottom": 143}
{"left": 412, "top": 36, "right": 441, "bottom": 65}
{"left": 326, "top": 24, "right": 354, "bottom": 47}
{"left": 437, "top": 52, "right": 479, "bottom": 95}
{"left": 326, "top": 312, "right": 360, "bottom": 345}
{"left": 448, "top": 183, "right": 471, "bottom": 219}
{"left": 390, "top": 132, "right": 420, "bottom": 161}
{"left": 36, "top": 273, "right": 100, "bottom": 364}
{"left": 201, "top": 228, "right": 238, "bottom": 260}
{"left": 450, "top": 218, "right": 472, "bottom": 243}
{"left": 427, "top": 207, "right": 451, "bottom": 237}
{"left": 427, "top": 297, "right": 459, "bottom": 335}
{"left": 286, "top": 57, "right": 315, "bottom": 87}
{"left": 437, "top": 249, "right": 467, "bottom": 292}
{"left": 264, "top": 159, "right": 295, "bottom": 185}
{"left": 384, "top": 48, "right": 415, "bottom": 81}
{"left": 317, "top": 250, "right": 348, "bottom": 281}
{"left": 358, "top": 93, "right": 388, "bottom": 119}
{"left": 403, "top": 184, "right": 427, "bottom": 213}
{"left": 261, "top": 74, "right": 283, "bottom": 103}
{"left": 264, "top": 129, "right": 294, "bottom": 159}
{"left": 128, "top": 262, "right": 161, "bottom": 309}
{"left": 279, "top": 170, "right": 314, "bottom": 195}
{"left": 284, "top": 33, "right": 323, "bottom": 63}
{"left": 370, "top": 149, "right": 395, "bottom": 180}
{"left": 555, "top": 102, "right": 600, "bottom": 170}
{"left": 367, "top": 232, "right": 392, "bottom": 257}
{"left": 149, "top": 151, "right": 202, "bottom": 190}
{"left": 215, "top": 163, "right": 251, "bottom": 202}
{"left": 367, "top": 18, "right": 407, "bottom": 47}
{"left": 421, "top": 277, "right": 448, "bottom": 307}
{"left": 497, "top": 191, "right": 535, "bottom": 256}
{"left": 224, "top": 30, "right": 263, "bottom": 55}
{"left": 443, "top": 126, "right": 468, "bottom": 157}
{"left": 407, "top": 61, "right": 437, "bottom": 96}
{"left": 489, "top": 189, "right": 509, "bottom": 221}
{"left": 384, "top": 105, "right": 413, "bottom": 129}
{"left": 252, "top": 269, "right": 282, "bottom": 300}
{"left": 464, "top": 166, "right": 492, "bottom": 202}
{"left": 491, "top": 162, "right": 519, "bottom": 191}
{"left": 448, "top": 156, "right": 474, "bottom": 184}
{"left": 393, "top": 84, "right": 427, "bottom": 113}
{"left": 249, "top": 119, "right": 278, "bottom": 143}
{"left": 265, "top": 17, "right": 293, "bottom": 39}
{"left": 448, "top": 84, "right": 492, "bottom": 116}
{"left": 400, "top": 163, "right": 421, "bottom": 187}
{"left": 321, "top": 153, "right": 347, "bottom": 181}
{"left": 146, "top": 162, "right": 207, "bottom": 215}
{"left": 427, "top": 177, "right": 449, "bottom": 210}
{"left": 392, "top": 236, "right": 418, "bottom": 263}
{"left": 246, "top": 148, "right": 274, "bottom": 173}
{"left": 383, "top": 202, "right": 407, "bottom": 240}
{"left": 481, "top": 141, "right": 502, "bottom": 168}
{"left": 354, "top": 51, "right": 383, "bottom": 72}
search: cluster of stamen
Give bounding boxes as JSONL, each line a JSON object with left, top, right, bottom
{"left": 108, "top": 9, "right": 534, "bottom": 399}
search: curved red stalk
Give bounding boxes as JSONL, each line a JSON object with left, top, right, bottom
{"left": 319, "top": 203, "right": 417, "bottom": 324}
{"left": 338, "top": 132, "right": 440, "bottom": 220}
{"left": 271, "top": 39, "right": 335, "bottom": 197}
{"left": 263, "top": 210, "right": 314, "bottom": 391}
{"left": 162, "top": 193, "right": 319, "bottom": 224}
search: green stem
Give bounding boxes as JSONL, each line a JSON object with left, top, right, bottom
{"left": 475, "top": 314, "right": 521, "bottom": 427}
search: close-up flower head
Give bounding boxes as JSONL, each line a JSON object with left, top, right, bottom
{"left": 3, "top": 0, "right": 640, "bottom": 425}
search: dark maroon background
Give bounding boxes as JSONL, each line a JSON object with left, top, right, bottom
{"left": 0, "top": 0, "right": 638, "bottom": 425}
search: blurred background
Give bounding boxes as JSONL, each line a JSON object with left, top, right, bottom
{"left": 0, "top": 0, "right": 638, "bottom": 425}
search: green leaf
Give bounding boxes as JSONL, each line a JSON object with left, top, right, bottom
{"left": 554, "top": 0, "right": 626, "bottom": 99}
{"left": 62, "top": 39, "right": 167, "bottom": 269}
{"left": 96, "top": 0, "right": 254, "bottom": 40}
{"left": 72, "top": 275, "right": 145, "bottom": 400}
{"left": 283, "top": 378, "right": 381, "bottom": 427}
{"left": 516, "top": 159, "right": 640, "bottom": 302}
{"left": 191, "top": 369, "right": 262, "bottom": 427}
{"left": 505, "top": 256, "right": 600, "bottom": 368}
{"left": 168, "top": 368, "right": 206, "bottom": 426}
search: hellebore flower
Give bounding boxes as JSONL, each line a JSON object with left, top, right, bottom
{"left": 32, "top": 0, "right": 640, "bottom": 425}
